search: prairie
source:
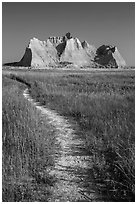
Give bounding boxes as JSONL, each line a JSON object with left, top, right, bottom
{"left": 2, "top": 68, "right": 135, "bottom": 201}
{"left": 2, "top": 75, "right": 57, "bottom": 201}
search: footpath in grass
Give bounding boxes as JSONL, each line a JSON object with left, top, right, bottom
{"left": 3, "top": 70, "right": 135, "bottom": 201}
{"left": 2, "top": 76, "right": 57, "bottom": 201}
{"left": 28, "top": 70, "right": 135, "bottom": 201}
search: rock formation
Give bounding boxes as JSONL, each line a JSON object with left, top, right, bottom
{"left": 28, "top": 38, "right": 58, "bottom": 67}
{"left": 48, "top": 36, "right": 63, "bottom": 47}
{"left": 112, "top": 47, "right": 126, "bottom": 67}
{"left": 60, "top": 38, "right": 95, "bottom": 66}
{"left": 94, "top": 45, "right": 126, "bottom": 68}
{"left": 4, "top": 47, "right": 32, "bottom": 67}
{"left": 81, "top": 40, "right": 96, "bottom": 59}
{"left": 4, "top": 32, "right": 126, "bottom": 68}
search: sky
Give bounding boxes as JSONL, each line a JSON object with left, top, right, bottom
{"left": 2, "top": 2, "right": 135, "bottom": 66}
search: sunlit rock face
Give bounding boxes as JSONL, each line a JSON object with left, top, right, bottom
{"left": 19, "top": 32, "right": 96, "bottom": 67}
{"left": 28, "top": 37, "right": 58, "bottom": 67}
{"left": 94, "top": 45, "right": 126, "bottom": 68}
{"left": 60, "top": 38, "right": 95, "bottom": 66}
{"left": 81, "top": 40, "right": 96, "bottom": 59}
{"left": 4, "top": 32, "right": 126, "bottom": 68}
{"left": 112, "top": 47, "right": 126, "bottom": 67}
{"left": 48, "top": 36, "right": 64, "bottom": 47}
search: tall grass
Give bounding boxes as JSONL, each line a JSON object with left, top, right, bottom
{"left": 3, "top": 70, "right": 135, "bottom": 201}
{"left": 27, "top": 70, "right": 135, "bottom": 201}
{"left": 2, "top": 77, "right": 57, "bottom": 201}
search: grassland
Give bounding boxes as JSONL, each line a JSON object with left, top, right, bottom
{"left": 2, "top": 76, "right": 58, "bottom": 201}
{"left": 2, "top": 68, "right": 135, "bottom": 201}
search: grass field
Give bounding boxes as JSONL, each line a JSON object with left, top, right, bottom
{"left": 2, "top": 68, "right": 135, "bottom": 201}
{"left": 2, "top": 75, "right": 58, "bottom": 201}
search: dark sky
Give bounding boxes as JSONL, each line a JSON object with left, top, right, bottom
{"left": 2, "top": 2, "right": 135, "bottom": 66}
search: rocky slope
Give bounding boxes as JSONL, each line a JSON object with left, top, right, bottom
{"left": 4, "top": 32, "right": 126, "bottom": 68}
{"left": 94, "top": 45, "right": 126, "bottom": 68}
{"left": 60, "top": 38, "right": 95, "bottom": 66}
{"left": 28, "top": 38, "right": 58, "bottom": 67}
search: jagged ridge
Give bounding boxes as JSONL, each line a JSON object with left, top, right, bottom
{"left": 4, "top": 32, "right": 126, "bottom": 68}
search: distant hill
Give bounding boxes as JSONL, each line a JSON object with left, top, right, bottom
{"left": 4, "top": 32, "right": 126, "bottom": 68}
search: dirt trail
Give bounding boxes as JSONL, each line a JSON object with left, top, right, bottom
{"left": 23, "top": 88, "right": 101, "bottom": 201}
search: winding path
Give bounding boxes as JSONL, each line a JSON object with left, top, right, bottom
{"left": 23, "top": 88, "right": 101, "bottom": 202}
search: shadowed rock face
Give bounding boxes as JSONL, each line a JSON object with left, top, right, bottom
{"left": 4, "top": 47, "right": 32, "bottom": 67}
{"left": 4, "top": 33, "right": 126, "bottom": 68}
{"left": 94, "top": 45, "right": 126, "bottom": 68}
{"left": 20, "top": 47, "right": 32, "bottom": 66}
{"left": 56, "top": 41, "right": 67, "bottom": 58}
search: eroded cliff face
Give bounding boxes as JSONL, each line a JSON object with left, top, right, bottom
{"left": 3, "top": 47, "right": 32, "bottom": 67}
{"left": 81, "top": 40, "right": 96, "bottom": 59}
{"left": 60, "top": 38, "right": 95, "bottom": 66}
{"left": 28, "top": 38, "right": 58, "bottom": 67}
{"left": 94, "top": 45, "right": 126, "bottom": 68}
{"left": 22, "top": 33, "right": 96, "bottom": 67}
{"left": 112, "top": 47, "right": 126, "bottom": 67}
{"left": 4, "top": 32, "right": 126, "bottom": 68}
